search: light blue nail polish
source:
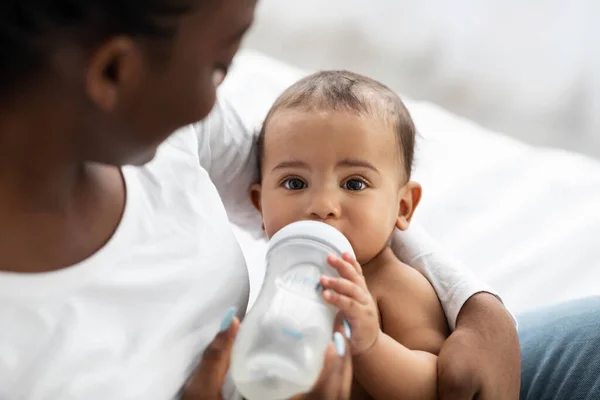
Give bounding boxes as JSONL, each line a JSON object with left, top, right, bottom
{"left": 220, "top": 306, "right": 237, "bottom": 332}
{"left": 343, "top": 320, "right": 352, "bottom": 340}
{"left": 334, "top": 332, "right": 345, "bottom": 356}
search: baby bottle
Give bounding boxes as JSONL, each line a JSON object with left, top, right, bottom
{"left": 231, "top": 220, "right": 354, "bottom": 400}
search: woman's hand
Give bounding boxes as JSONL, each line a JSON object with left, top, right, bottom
{"left": 182, "top": 308, "right": 241, "bottom": 400}
{"left": 183, "top": 308, "right": 353, "bottom": 400}
{"left": 320, "top": 253, "right": 380, "bottom": 356}
{"left": 293, "top": 332, "right": 353, "bottom": 400}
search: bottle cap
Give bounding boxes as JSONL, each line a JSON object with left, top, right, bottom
{"left": 267, "top": 221, "right": 355, "bottom": 257}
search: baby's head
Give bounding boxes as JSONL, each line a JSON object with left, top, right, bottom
{"left": 250, "top": 71, "right": 421, "bottom": 264}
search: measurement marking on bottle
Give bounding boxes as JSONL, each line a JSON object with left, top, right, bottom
{"left": 281, "top": 328, "right": 304, "bottom": 340}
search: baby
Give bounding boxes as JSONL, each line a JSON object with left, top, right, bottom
{"left": 250, "top": 71, "right": 449, "bottom": 399}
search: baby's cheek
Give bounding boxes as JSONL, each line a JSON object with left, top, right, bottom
{"left": 261, "top": 202, "right": 300, "bottom": 238}
{"left": 354, "top": 237, "right": 386, "bottom": 264}
{"left": 353, "top": 211, "right": 396, "bottom": 261}
{"left": 262, "top": 213, "right": 285, "bottom": 239}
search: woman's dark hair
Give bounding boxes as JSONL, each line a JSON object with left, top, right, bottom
{"left": 0, "top": 0, "right": 194, "bottom": 97}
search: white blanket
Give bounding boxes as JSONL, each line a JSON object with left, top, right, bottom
{"left": 222, "top": 50, "right": 600, "bottom": 315}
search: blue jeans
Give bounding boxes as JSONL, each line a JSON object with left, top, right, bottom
{"left": 519, "top": 297, "right": 600, "bottom": 400}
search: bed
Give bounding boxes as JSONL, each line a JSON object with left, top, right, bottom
{"left": 221, "top": 50, "right": 600, "bottom": 316}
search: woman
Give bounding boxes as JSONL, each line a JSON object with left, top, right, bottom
{"left": 0, "top": 0, "right": 593, "bottom": 399}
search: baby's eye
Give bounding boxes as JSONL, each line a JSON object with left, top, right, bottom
{"left": 342, "top": 179, "right": 367, "bottom": 191}
{"left": 283, "top": 178, "right": 307, "bottom": 190}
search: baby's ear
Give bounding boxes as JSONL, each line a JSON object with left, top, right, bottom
{"left": 396, "top": 181, "right": 422, "bottom": 231}
{"left": 249, "top": 183, "right": 262, "bottom": 213}
{"left": 249, "top": 184, "right": 265, "bottom": 231}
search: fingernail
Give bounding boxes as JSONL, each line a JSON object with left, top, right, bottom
{"left": 343, "top": 320, "right": 352, "bottom": 340}
{"left": 333, "top": 332, "right": 345, "bottom": 356}
{"left": 220, "top": 306, "right": 237, "bottom": 332}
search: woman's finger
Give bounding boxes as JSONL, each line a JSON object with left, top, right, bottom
{"left": 333, "top": 313, "right": 352, "bottom": 343}
{"left": 183, "top": 307, "right": 240, "bottom": 400}
{"left": 304, "top": 332, "right": 352, "bottom": 399}
{"left": 320, "top": 276, "right": 369, "bottom": 305}
{"left": 340, "top": 337, "right": 353, "bottom": 400}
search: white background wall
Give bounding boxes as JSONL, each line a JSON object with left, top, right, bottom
{"left": 244, "top": 0, "right": 600, "bottom": 158}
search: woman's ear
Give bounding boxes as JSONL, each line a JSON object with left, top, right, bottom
{"left": 396, "top": 181, "right": 422, "bottom": 231}
{"left": 85, "top": 36, "right": 143, "bottom": 112}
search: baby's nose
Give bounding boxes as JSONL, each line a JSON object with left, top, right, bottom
{"left": 307, "top": 193, "right": 341, "bottom": 220}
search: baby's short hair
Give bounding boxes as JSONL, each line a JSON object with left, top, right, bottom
{"left": 257, "top": 70, "right": 416, "bottom": 180}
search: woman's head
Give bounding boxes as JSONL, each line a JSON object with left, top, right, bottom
{"left": 0, "top": 0, "right": 256, "bottom": 165}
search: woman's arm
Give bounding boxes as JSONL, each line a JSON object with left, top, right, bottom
{"left": 390, "top": 223, "right": 508, "bottom": 330}
{"left": 200, "top": 53, "right": 516, "bottom": 328}
{"left": 195, "top": 53, "right": 303, "bottom": 238}
{"left": 391, "top": 225, "right": 520, "bottom": 399}
{"left": 437, "top": 293, "right": 520, "bottom": 400}
{"left": 194, "top": 95, "right": 263, "bottom": 236}
{"left": 197, "top": 51, "right": 519, "bottom": 398}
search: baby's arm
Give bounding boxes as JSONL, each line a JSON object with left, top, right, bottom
{"left": 321, "top": 251, "right": 449, "bottom": 400}
{"left": 353, "top": 260, "right": 449, "bottom": 400}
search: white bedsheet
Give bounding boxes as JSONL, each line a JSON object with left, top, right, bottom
{"left": 222, "top": 50, "right": 600, "bottom": 315}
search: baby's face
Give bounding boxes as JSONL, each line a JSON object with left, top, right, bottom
{"left": 252, "top": 109, "right": 419, "bottom": 264}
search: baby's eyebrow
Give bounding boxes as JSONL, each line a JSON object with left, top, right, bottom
{"left": 337, "top": 158, "right": 380, "bottom": 174}
{"left": 272, "top": 160, "right": 310, "bottom": 171}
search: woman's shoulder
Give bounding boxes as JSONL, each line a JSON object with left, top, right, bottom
{"left": 124, "top": 125, "right": 230, "bottom": 224}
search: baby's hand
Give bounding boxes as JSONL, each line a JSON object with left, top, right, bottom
{"left": 320, "top": 253, "right": 379, "bottom": 356}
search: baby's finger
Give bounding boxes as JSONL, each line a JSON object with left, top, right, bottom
{"left": 323, "top": 289, "right": 362, "bottom": 318}
{"left": 341, "top": 253, "right": 363, "bottom": 275}
{"left": 320, "top": 276, "right": 370, "bottom": 306}
{"left": 327, "top": 255, "right": 363, "bottom": 283}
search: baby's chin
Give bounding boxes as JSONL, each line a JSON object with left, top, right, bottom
{"left": 355, "top": 245, "right": 397, "bottom": 269}
{"left": 350, "top": 245, "right": 379, "bottom": 266}
{"left": 355, "top": 253, "right": 379, "bottom": 267}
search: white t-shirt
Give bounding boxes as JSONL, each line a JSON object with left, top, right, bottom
{"left": 0, "top": 127, "right": 249, "bottom": 400}
{"left": 0, "top": 96, "right": 501, "bottom": 399}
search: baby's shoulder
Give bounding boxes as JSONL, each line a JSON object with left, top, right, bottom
{"left": 368, "top": 250, "right": 449, "bottom": 353}
{"left": 366, "top": 252, "right": 433, "bottom": 304}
